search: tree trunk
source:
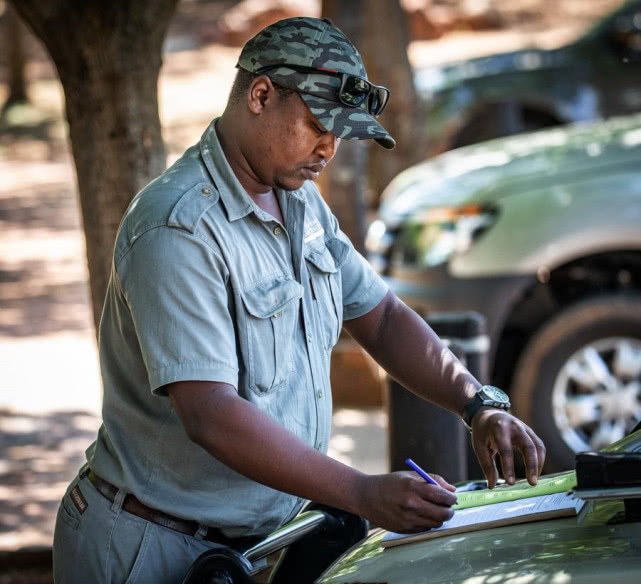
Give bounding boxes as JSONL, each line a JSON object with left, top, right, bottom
{"left": 3, "top": 3, "right": 28, "bottom": 109}
{"left": 321, "top": 0, "right": 424, "bottom": 249}
{"left": 321, "top": 0, "right": 369, "bottom": 253}
{"left": 9, "top": 0, "right": 178, "bottom": 333}
{"left": 359, "top": 0, "right": 426, "bottom": 203}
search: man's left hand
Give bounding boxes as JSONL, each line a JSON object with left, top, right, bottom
{"left": 471, "top": 408, "right": 546, "bottom": 488}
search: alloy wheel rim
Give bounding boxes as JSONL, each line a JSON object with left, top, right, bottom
{"left": 552, "top": 337, "right": 641, "bottom": 453}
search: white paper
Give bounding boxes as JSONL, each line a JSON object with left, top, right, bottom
{"left": 383, "top": 492, "right": 585, "bottom": 546}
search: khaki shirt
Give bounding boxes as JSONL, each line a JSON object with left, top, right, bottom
{"left": 87, "top": 119, "right": 388, "bottom": 537}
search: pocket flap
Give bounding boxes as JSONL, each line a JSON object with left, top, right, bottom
{"left": 241, "top": 277, "right": 303, "bottom": 319}
{"left": 304, "top": 237, "right": 349, "bottom": 274}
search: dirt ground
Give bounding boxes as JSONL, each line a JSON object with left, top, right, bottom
{"left": 0, "top": 0, "right": 624, "bottom": 581}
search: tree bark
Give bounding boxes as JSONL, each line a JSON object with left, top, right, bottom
{"left": 3, "top": 3, "right": 28, "bottom": 109}
{"left": 359, "top": 0, "right": 426, "bottom": 203}
{"left": 321, "top": 0, "right": 424, "bottom": 249}
{"left": 321, "top": 0, "right": 369, "bottom": 253}
{"left": 9, "top": 0, "right": 179, "bottom": 333}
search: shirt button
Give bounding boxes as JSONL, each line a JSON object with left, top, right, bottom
{"left": 317, "top": 391, "right": 323, "bottom": 399}
{"left": 273, "top": 226, "right": 283, "bottom": 236}
{"left": 307, "top": 334, "right": 313, "bottom": 343}
{"left": 201, "top": 187, "right": 212, "bottom": 197}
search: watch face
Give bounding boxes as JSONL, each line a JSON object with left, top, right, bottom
{"left": 481, "top": 385, "right": 510, "bottom": 404}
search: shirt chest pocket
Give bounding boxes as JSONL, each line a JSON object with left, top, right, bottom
{"left": 240, "top": 276, "right": 303, "bottom": 395}
{"left": 305, "top": 237, "right": 349, "bottom": 351}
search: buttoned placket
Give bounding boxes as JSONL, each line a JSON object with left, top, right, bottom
{"left": 243, "top": 190, "right": 331, "bottom": 455}
{"left": 286, "top": 194, "right": 331, "bottom": 452}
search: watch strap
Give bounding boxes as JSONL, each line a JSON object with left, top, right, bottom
{"left": 462, "top": 394, "right": 485, "bottom": 429}
{"left": 462, "top": 385, "right": 510, "bottom": 429}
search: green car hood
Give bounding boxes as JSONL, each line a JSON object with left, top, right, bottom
{"left": 319, "top": 518, "right": 641, "bottom": 584}
{"left": 379, "top": 113, "right": 641, "bottom": 229}
{"left": 318, "top": 429, "right": 641, "bottom": 584}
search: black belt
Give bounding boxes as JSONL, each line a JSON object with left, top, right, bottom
{"left": 86, "top": 469, "right": 259, "bottom": 550}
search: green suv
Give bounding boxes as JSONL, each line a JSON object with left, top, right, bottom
{"left": 367, "top": 113, "right": 641, "bottom": 471}
{"left": 418, "top": 0, "right": 641, "bottom": 155}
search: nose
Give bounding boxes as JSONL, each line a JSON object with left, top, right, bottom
{"left": 316, "top": 132, "right": 339, "bottom": 161}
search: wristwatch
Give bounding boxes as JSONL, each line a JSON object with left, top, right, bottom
{"left": 462, "top": 385, "right": 511, "bottom": 430}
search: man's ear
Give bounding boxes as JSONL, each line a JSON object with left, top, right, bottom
{"left": 247, "top": 75, "right": 275, "bottom": 115}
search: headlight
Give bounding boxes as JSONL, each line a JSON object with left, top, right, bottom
{"left": 365, "top": 219, "right": 391, "bottom": 254}
{"left": 397, "top": 204, "right": 497, "bottom": 268}
{"left": 365, "top": 219, "right": 396, "bottom": 274}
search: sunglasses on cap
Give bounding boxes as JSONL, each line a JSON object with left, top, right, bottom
{"left": 255, "top": 64, "right": 391, "bottom": 118}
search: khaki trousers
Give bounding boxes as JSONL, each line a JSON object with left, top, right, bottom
{"left": 53, "top": 470, "right": 219, "bottom": 584}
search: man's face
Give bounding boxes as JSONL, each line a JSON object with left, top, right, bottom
{"left": 250, "top": 85, "right": 340, "bottom": 191}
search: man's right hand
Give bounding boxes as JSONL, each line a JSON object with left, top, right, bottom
{"left": 357, "top": 471, "right": 457, "bottom": 533}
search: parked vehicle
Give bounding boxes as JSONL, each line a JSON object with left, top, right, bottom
{"left": 318, "top": 428, "right": 641, "bottom": 584}
{"left": 416, "top": 0, "right": 641, "bottom": 155}
{"left": 367, "top": 113, "right": 641, "bottom": 471}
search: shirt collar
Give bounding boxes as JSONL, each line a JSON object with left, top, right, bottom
{"left": 199, "top": 118, "right": 256, "bottom": 222}
{"left": 199, "top": 118, "right": 307, "bottom": 222}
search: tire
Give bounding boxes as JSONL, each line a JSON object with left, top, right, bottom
{"left": 511, "top": 295, "right": 641, "bottom": 472}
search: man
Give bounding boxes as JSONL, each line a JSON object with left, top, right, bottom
{"left": 53, "top": 17, "right": 545, "bottom": 583}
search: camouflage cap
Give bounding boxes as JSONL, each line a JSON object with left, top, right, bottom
{"left": 237, "top": 16, "right": 395, "bottom": 149}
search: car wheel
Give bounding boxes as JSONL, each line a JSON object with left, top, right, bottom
{"left": 511, "top": 295, "right": 641, "bottom": 472}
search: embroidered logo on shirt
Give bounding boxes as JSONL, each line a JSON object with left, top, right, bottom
{"left": 303, "top": 219, "right": 324, "bottom": 243}
{"left": 70, "top": 486, "right": 88, "bottom": 514}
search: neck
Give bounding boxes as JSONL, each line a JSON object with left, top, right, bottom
{"left": 216, "top": 113, "right": 270, "bottom": 197}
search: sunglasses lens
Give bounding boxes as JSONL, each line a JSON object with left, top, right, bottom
{"left": 369, "top": 87, "right": 390, "bottom": 116}
{"left": 340, "top": 76, "right": 371, "bottom": 107}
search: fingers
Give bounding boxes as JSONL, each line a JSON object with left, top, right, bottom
{"left": 527, "top": 427, "right": 546, "bottom": 477}
{"left": 508, "top": 422, "right": 546, "bottom": 485}
{"left": 403, "top": 482, "right": 456, "bottom": 527}
{"left": 413, "top": 481, "right": 458, "bottom": 507}
{"left": 368, "top": 473, "right": 457, "bottom": 533}
{"left": 474, "top": 439, "right": 499, "bottom": 488}
{"left": 431, "top": 473, "right": 457, "bottom": 492}
{"left": 494, "top": 428, "right": 517, "bottom": 485}
{"left": 474, "top": 411, "right": 546, "bottom": 487}
{"left": 403, "top": 469, "right": 457, "bottom": 497}
{"left": 406, "top": 497, "right": 454, "bottom": 526}
{"left": 510, "top": 431, "right": 540, "bottom": 485}
{"left": 403, "top": 472, "right": 457, "bottom": 505}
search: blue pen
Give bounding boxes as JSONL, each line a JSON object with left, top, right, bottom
{"left": 405, "top": 458, "right": 438, "bottom": 486}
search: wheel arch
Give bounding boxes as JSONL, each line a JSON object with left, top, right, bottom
{"left": 492, "top": 249, "right": 641, "bottom": 393}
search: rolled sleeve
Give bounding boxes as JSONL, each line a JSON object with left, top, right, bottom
{"left": 117, "top": 227, "right": 238, "bottom": 395}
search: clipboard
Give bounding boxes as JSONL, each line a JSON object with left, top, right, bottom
{"left": 382, "top": 492, "right": 585, "bottom": 548}
{"left": 453, "top": 470, "right": 576, "bottom": 510}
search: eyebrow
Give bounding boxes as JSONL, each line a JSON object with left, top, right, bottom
{"left": 312, "top": 119, "right": 329, "bottom": 134}
{"left": 311, "top": 118, "right": 328, "bottom": 133}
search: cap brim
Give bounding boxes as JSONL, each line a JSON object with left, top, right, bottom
{"left": 298, "top": 93, "right": 396, "bottom": 149}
